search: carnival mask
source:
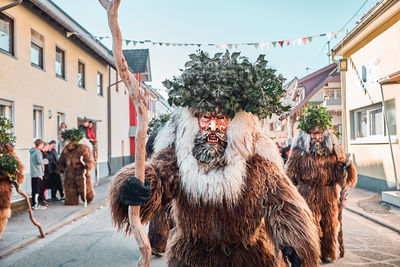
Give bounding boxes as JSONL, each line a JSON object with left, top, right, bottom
{"left": 309, "top": 126, "right": 324, "bottom": 156}
{"left": 193, "top": 112, "right": 229, "bottom": 169}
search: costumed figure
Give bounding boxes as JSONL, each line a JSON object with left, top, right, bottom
{"left": 0, "top": 118, "right": 45, "bottom": 239}
{"left": 109, "top": 51, "right": 320, "bottom": 266}
{"left": 285, "top": 104, "right": 357, "bottom": 263}
{"left": 57, "top": 128, "right": 95, "bottom": 206}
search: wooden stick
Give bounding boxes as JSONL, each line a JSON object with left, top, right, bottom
{"left": 80, "top": 156, "right": 88, "bottom": 207}
{"left": 12, "top": 182, "right": 46, "bottom": 238}
{"left": 99, "top": 1, "right": 151, "bottom": 266}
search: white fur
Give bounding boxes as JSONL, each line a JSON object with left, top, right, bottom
{"left": 154, "top": 107, "right": 285, "bottom": 206}
{"left": 292, "top": 130, "right": 341, "bottom": 157}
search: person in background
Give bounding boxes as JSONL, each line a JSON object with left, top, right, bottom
{"left": 29, "top": 139, "right": 48, "bottom": 210}
{"left": 48, "top": 140, "right": 64, "bottom": 202}
{"left": 78, "top": 119, "right": 89, "bottom": 139}
{"left": 281, "top": 137, "right": 292, "bottom": 164}
{"left": 40, "top": 142, "right": 50, "bottom": 206}
{"left": 58, "top": 122, "right": 68, "bottom": 153}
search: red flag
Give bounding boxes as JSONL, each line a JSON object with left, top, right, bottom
{"left": 302, "top": 37, "right": 308, "bottom": 45}
{"left": 278, "top": 41, "right": 284, "bottom": 47}
{"left": 285, "top": 40, "right": 290, "bottom": 46}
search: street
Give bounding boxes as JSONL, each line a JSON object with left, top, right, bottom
{"left": 1, "top": 204, "right": 399, "bottom": 267}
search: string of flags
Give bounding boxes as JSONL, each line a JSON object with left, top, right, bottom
{"left": 67, "top": 30, "right": 345, "bottom": 49}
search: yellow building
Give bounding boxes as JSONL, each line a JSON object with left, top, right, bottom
{"left": 332, "top": 0, "right": 400, "bottom": 193}
{"left": 0, "top": 0, "right": 114, "bottom": 195}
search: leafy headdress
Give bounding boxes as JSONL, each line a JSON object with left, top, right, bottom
{"left": 163, "top": 51, "right": 289, "bottom": 119}
{"left": 148, "top": 113, "right": 171, "bottom": 135}
{"left": 61, "top": 128, "right": 85, "bottom": 147}
{"left": 0, "top": 117, "right": 19, "bottom": 182}
{"left": 297, "top": 104, "right": 333, "bottom": 133}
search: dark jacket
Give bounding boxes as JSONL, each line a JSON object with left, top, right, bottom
{"left": 48, "top": 149, "right": 59, "bottom": 174}
{"left": 79, "top": 125, "right": 89, "bottom": 139}
{"left": 281, "top": 145, "right": 291, "bottom": 163}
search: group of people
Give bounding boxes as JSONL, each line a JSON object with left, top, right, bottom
{"left": 29, "top": 139, "right": 64, "bottom": 210}
{"left": 276, "top": 138, "right": 293, "bottom": 164}
{"left": 108, "top": 52, "right": 357, "bottom": 266}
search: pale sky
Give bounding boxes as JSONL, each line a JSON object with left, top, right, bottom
{"left": 52, "top": 0, "right": 377, "bottom": 91}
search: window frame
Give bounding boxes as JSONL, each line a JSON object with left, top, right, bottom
{"left": 33, "top": 105, "right": 44, "bottom": 140}
{"left": 31, "top": 41, "right": 43, "bottom": 69}
{"left": 0, "top": 98, "right": 15, "bottom": 127}
{"left": 0, "top": 12, "right": 14, "bottom": 56}
{"left": 78, "top": 60, "right": 86, "bottom": 89}
{"left": 55, "top": 47, "right": 65, "bottom": 79}
{"left": 97, "top": 71, "right": 103, "bottom": 96}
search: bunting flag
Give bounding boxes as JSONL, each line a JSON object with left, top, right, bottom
{"left": 66, "top": 30, "right": 344, "bottom": 50}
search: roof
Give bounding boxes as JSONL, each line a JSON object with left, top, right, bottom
{"left": 290, "top": 64, "right": 340, "bottom": 116}
{"left": 123, "top": 49, "right": 150, "bottom": 74}
{"left": 25, "top": 0, "right": 114, "bottom": 66}
{"left": 332, "top": 0, "right": 399, "bottom": 56}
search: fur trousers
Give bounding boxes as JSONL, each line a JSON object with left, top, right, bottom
{"left": 64, "top": 167, "right": 94, "bottom": 205}
{"left": 148, "top": 208, "right": 173, "bottom": 254}
{"left": 0, "top": 179, "right": 12, "bottom": 239}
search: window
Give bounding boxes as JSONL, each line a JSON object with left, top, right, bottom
{"left": 0, "top": 98, "right": 13, "bottom": 122}
{"left": 33, "top": 106, "right": 43, "bottom": 139}
{"left": 361, "top": 65, "right": 367, "bottom": 82}
{"left": 78, "top": 61, "right": 85, "bottom": 88}
{"left": 55, "top": 47, "right": 65, "bottom": 78}
{"left": 31, "top": 30, "right": 44, "bottom": 69}
{"left": 274, "top": 121, "right": 282, "bottom": 131}
{"left": 97, "top": 72, "right": 103, "bottom": 96}
{"left": 349, "top": 102, "right": 396, "bottom": 140}
{"left": 0, "top": 13, "right": 13, "bottom": 55}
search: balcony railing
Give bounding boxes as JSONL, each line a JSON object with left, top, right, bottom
{"left": 326, "top": 98, "right": 341, "bottom": 105}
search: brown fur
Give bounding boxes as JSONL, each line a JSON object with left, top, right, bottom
{"left": 57, "top": 143, "right": 94, "bottom": 205}
{"left": 109, "top": 148, "right": 320, "bottom": 266}
{"left": 286, "top": 143, "right": 357, "bottom": 261}
{"left": 0, "top": 144, "right": 24, "bottom": 238}
{"left": 148, "top": 208, "right": 173, "bottom": 253}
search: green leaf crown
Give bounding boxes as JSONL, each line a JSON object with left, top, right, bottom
{"left": 61, "top": 128, "right": 84, "bottom": 146}
{"left": 163, "top": 51, "right": 290, "bottom": 119}
{"left": 297, "top": 104, "right": 333, "bottom": 133}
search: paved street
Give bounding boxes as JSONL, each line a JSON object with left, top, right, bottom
{"left": 1, "top": 203, "right": 400, "bottom": 267}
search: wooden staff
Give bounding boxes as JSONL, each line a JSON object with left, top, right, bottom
{"left": 80, "top": 156, "right": 87, "bottom": 207}
{"left": 338, "top": 153, "right": 351, "bottom": 258}
{"left": 99, "top": 1, "right": 151, "bottom": 266}
{"left": 12, "top": 182, "right": 45, "bottom": 238}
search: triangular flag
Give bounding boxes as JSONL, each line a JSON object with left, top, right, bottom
{"left": 125, "top": 40, "right": 131, "bottom": 46}
{"left": 139, "top": 41, "right": 145, "bottom": 44}
{"left": 272, "top": 41, "right": 277, "bottom": 48}
{"left": 326, "top": 32, "right": 332, "bottom": 40}
{"left": 184, "top": 44, "right": 189, "bottom": 47}
{"left": 166, "top": 43, "right": 170, "bottom": 47}
{"left": 333, "top": 32, "right": 338, "bottom": 38}
{"left": 234, "top": 44, "right": 239, "bottom": 49}
{"left": 99, "top": 36, "right": 104, "bottom": 41}
{"left": 278, "top": 41, "right": 284, "bottom": 47}
{"left": 266, "top": 42, "right": 271, "bottom": 49}
{"left": 254, "top": 43, "right": 259, "bottom": 49}
{"left": 259, "top": 43, "right": 266, "bottom": 50}
{"left": 308, "top": 37, "right": 313, "bottom": 43}
{"left": 302, "top": 37, "right": 308, "bottom": 45}
{"left": 284, "top": 40, "right": 290, "bottom": 46}
{"left": 178, "top": 43, "right": 183, "bottom": 47}
{"left": 159, "top": 42, "right": 163, "bottom": 46}
{"left": 152, "top": 42, "right": 157, "bottom": 45}
{"left": 296, "top": 38, "right": 302, "bottom": 46}
{"left": 133, "top": 41, "right": 138, "bottom": 46}
{"left": 228, "top": 44, "right": 233, "bottom": 49}
{"left": 197, "top": 44, "right": 202, "bottom": 47}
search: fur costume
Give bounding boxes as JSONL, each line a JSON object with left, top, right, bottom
{"left": 285, "top": 130, "right": 357, "bottom": 261}
{"left": 0, "top": 144, "right": 24, "bottom": 239}
{"left": 57, "top": 140, "right": 95, "bottom": 205}
{"left": 109, "top": 107, "right": 320, "bottom": 266}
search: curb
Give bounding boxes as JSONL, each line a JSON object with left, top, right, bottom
{"left": 345, "top": 206, "right": 400, "bottom": 234}
{"left": 0, "top": 199, "right": 107, "bottom": 259}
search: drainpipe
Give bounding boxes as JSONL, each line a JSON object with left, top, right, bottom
{"left": 107, "top": 66, "right": 123, "bottom": 176}
{"left": 0, "top": 0, "right": 22, "bottom": 12}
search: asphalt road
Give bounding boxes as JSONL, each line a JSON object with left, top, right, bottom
{"left": 1, "top": 205, "right": 400, "bottom": 267}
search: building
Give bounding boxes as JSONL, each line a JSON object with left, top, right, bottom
{"left": 0, "top": 0, "right": 118, "bottom": 197}
{"left": 332, "top": 0, "right": 400, "bottom": 195}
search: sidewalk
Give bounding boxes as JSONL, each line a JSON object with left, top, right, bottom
{"left": 0, "top": 176, "right": 112, "bottom": 258}
{"left": 346, "top": 187, "right": 400, "bottom": 234}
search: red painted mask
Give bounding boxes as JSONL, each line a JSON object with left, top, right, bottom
{"left": 198, "top": 112, "right": 229, "bottom": 145}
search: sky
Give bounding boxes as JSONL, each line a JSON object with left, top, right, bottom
{"left": 52, "top": 0, "right": 377, "bottom": 92}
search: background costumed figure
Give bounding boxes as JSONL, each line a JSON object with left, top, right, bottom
{"left": 109, "top": 51, "right": 321, "bottom": 266}
{"left": 0, "top": 118, "right": 45, "bottom": 239}
{"left": 57, "top": 129, "right": 95, "bottom": 206}
{"left": 285, "top": 104, "right": 357, "bottom": 263}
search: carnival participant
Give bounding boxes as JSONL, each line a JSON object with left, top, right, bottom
{"left": 285, "top": 104, "right": 357, "bottom": 263}
{"left": 57, "top": 129, "right": 94, "bottom": 206}
{"left": 109, "top": 51, "right": 320, "bottom": 266}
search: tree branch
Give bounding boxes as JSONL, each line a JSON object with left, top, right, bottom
{"left": 99, "top": 1, "right": 151, "bottom": 266}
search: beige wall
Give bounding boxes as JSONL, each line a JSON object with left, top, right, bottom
{"left": 0, "top": 5, "right": 110, "bottom": 175}
{"left": 344, "top": 18, "right": 400, "bottom": 184}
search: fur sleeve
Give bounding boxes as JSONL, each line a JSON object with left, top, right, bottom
{"left": 334, "top": 158, "right": 357, "bottom": 188}
{"left": 108, "top": 146, "right": 179, "bottom": 236}
{"left": 56, "top": 148, "right": 67, "bottom": 174}
{"left": 80, "top": 145, "right": 94, "bottom": 171}
{"left": 262, "top": 159, "right": 320, "bottom": 267}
